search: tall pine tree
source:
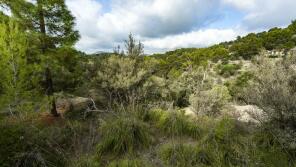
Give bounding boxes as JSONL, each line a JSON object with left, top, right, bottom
{"left": 1, "top": 0, "right": 80, "bottom": 116}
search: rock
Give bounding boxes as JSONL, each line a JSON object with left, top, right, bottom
{"left": 231, "top": 105, "right": 266, "bottom": 124}
{"left": 56, "top": 97, "right": 93, "bottom": 114}
{"left": 183, "top": 107, "right": 197, "bottom": 117}
{"left": 69, "top": 97, "right": 92, "bottom": 112}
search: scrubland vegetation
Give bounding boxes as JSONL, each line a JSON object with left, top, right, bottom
{"left": 1, "top": 0, "right": 296, "bottom": 167}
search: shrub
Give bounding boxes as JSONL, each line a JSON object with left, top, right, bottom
{"left": 159, "top": 143, "right": 199, "bottom": 167}
{"left": 189, "top": 85, "right": 231, "bottom": 116}
{"left": 168, "top": 68, "right": 213, "bottom": 107}
{"left": 158, "top": 111, "right": 201, "bottom": 139}
{"left": 0, "top": 119, "right": 80, "bottom": 167}
{"left": 196, "top": 118, "right": 251, "bottom": 166}
{"left": 97, "top": 116, "right": 152, "bottom": 156}
{"left": 225, "top": 72, "right": 253, "bottom": 100}
{"left": 243, "top": 57, "right": 296, "bottom": 151}
{"left": 68, "top": 155, "right": 101, "bottom": 167}
{"left": 107, "top": 159, "right": 149, "bottom": 167}
{"left": 217, "top": 63, "right": 241, "bottom": 77}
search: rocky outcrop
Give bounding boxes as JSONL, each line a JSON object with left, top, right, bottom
{"left": 56, "top": 97, "right": 93, "bottom": 114}
{"left": 230, "top": 105, "right": 266, "bottom": 124}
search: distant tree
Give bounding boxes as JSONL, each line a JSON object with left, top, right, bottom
{"left": 230, "top": 33, "right": 263, "bottom": 59}
{"left": 125, "top": 33, "right": 144, "bottom": 58}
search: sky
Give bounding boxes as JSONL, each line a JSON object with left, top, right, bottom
{"left": 65, "top": 0, "right": 296, "bottom": 54}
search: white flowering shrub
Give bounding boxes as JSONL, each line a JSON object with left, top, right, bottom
{"left": 189, "top": 85, "right": 231, "bottom": 116}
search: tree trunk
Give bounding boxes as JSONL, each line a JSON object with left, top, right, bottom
{"left": 38, "top": 0, "right": 59, "bottom": 117}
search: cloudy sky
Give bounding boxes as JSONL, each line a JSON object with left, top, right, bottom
{"left": 65, "top": 0, "right": 296, "bottom": 54}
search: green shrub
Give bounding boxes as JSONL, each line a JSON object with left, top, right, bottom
{"left": 250, "top": 131, "right": 293, "bottom": 167}
{"left": 159, "top": 142, "right": 214, "bottom": 167}
{"left": 217, "top": 64, "right": 241, "bottom": 77}
{"left": 107, "top": 159, "right": 149, "bottom": 167}
{"left": 68, "top": 155, "right": 101, "bottom": 167}
{"left": 197, "top": 118, "right": 251, "bottom": 166}
{"left": 189, "top": 85, "right": 231, "bottom": 116}
{"left": 137, "top": 108, "right": 165, "bottom": 123}
{"left": 0, "top": 122, "right": 27, "bottom": 167}
{"left": 158, "top": 111, "right": 201, "bottom": 139}
{"left": 0, "top": 119, "right": 77, "bottom": 167}
{"left": 159, "top": 143, "right": 198, "bottom": 167}
{"left": 225, "top": 72, "right": 253, "bottom": 99}
{"left": 97, "top": 116, "right": 152, "bottom": 156}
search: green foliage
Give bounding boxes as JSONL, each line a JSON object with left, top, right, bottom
{"left": 97, "top": 115, "right": 152, "bottom": 156}
{"left": 217, "top": 63, "right": 241, "bottom": 77}
{"left": 94, "top": 55, "right": 152, "bottom": 105}
{"left": 0, "top": 118, "right": 85, "bottom": 167}
{"left": 158, "top": 111, "right": 201, "bottom": 139}
{"left": 0, "top": 18, "right": 40, "bottom": 113}
{"left": 107, "top": 159, "right": 149, "bottom": 167}
{"left": 68, "top": 155, "right": 101, "bottom": 167}
{"left": 230, "top": 33, "right": 263, "bottom": 59}
{"left": 243, "top": 57, "right": 296, "bottom": 152}
{"left": 226, "top": 72, "right": 253, "bottom": 99}
{"left": 262, "top": 27, "right": 294, "bottom": 51}
{"left": 159, "top": 143, "right": 202, "bottom": 167}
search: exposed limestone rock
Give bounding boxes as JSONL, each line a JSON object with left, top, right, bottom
{"left": 230, "top": 105, "right": 266, "bottom": 124}
{"left": 56, "top": 97, "right": 92, "bottom": 114}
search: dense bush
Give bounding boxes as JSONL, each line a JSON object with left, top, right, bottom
{"left": 243, "top": 57, "right": 296, "bottom": 151}
{"left": 189, "top": 85, "right": 231, "bottom": 116}
{"left": 159, "top": 143, "right": 201, "bottom": 167}
{"left": 107, "top": 159, "right": 149, "bottom": 167}
{"left": 97, "top": 115, "right": 152, "bottom": 156}
{"left": 225, "top": 72, "right": 253, "bottom": 100}
{"left": 0, "top": 119, "right": 83, "bottom": 167}
{"left": 217, "top": 63, "right": 241, "bottom": 77}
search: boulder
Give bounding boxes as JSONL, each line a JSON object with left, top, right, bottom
{"left": 56, "top": 97, "right": 93, "bottom": 114}
{"left": 230, "top": 105, "right": 266, "bottom": 124}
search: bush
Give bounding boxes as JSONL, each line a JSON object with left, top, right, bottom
{"left": 217, "top": 63, "right": 241, "bottom": 77}
{"left": 0, "top": 119, "right": 81, "bottom": 167}
{"left": 107, "top": 159, "right": 149, "bottom": 167}
{"left": 196, "top": 118, "right": 251, "bottom": 166}
{"left": 159, "top": 143, "right": 199, "bottom": 167}
{"left": 225, "top": 72, "right": 253, "bottom": 100}
{"left": 158, "top": 111, "right": 201, "bottom": 139}
{"left": 68, "top": 155, "right": 101, "bottom": 167}
{"left": 97, "top": 116, "right": 152, "bottom": 156}
{"left": 189, "top": 85, "right": 231, "bottom": 116}
{"left": 243, "top": 57, "right": 296, "bottom": 151}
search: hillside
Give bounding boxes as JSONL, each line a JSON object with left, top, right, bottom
{"left": 1, "top": 1, "right": 296, "bottom": 166}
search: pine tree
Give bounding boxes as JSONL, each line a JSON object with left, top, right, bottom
{"left": 125, "top": 33, "right": 144, "bottom": 58}
{"left": 0, "top": 19, "right": 31, "bottom": 114}
{"left": 2, "top": 0, "right": 80, "bottom": 116}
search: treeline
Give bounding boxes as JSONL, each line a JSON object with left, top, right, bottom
{"left": 151, "top": 21, "right": 296, "bottom": 77}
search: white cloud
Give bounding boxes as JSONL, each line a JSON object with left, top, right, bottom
{"left": 66, "top": 0, "right": 296, "bottom": 53}
{"left": 66, "top": 0, "right": 223, "bottom": 53}
{"left": 223, "top": 0, "right": 296, "bottom": 30}
{"left": 143, "top": 28, "right": 245, "bottom": 53}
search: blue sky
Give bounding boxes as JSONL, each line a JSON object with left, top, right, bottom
{"left": 66, "top": 0, "right": 296, "bottom": 54}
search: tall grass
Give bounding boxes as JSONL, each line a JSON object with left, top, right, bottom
{"left": 157, "top": 110, "right": 201, "bottom": 139}
{"left": 107, "top": 159, "right": 149, "bottom": 167}
{"left": 97, "top": 115, "right": 152, "bottom": 156}
{"left": 159, "top": 143, "right": 200, "bottom": 167}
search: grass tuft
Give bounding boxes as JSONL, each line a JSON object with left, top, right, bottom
{"left": 97, "top": 115, "right": 152, "bottom": 156}
{"left": 158, "top": 110, "right": 201, "bottom": 139}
